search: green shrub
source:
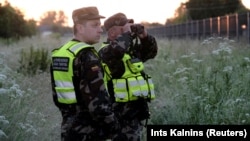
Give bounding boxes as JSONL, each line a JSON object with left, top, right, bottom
{"left": 17, "top": 45, "right": 51, "bottom": 76}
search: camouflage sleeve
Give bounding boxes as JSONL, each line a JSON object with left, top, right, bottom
{"left": 135, "top": 34, "right": 158, "bottom": 62}
{"left": 102, "top": 32, "right": 132, "bottom": 60}
{"left": 74, "top": 48, "right": 118, "bottom": 126}
{"left": 98, "top": 32, "right": 133, "bottom": 78}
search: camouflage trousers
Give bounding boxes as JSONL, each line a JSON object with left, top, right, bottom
{"left": 61, "top": 115, "right": 75, "bottom": 141}
{"left": 62, "top": 117, "right": 110, "bottom": 141}
{"left": 112, "top": 118, "right": 144, "bottom": 141}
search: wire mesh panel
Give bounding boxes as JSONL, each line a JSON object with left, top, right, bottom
{"left": 147, "top": 12, "right": 250, "bottom": 43}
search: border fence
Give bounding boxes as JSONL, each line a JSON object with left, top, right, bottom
{"left": 148, "top": 12, "right": 250, "bottom": 43}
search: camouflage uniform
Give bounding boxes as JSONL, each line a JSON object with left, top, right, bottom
{"left": 51, "top": 39, "right": 119, "bottom": 141}
{"left": 98, "top": 32, "right": 158, "bottom": 141}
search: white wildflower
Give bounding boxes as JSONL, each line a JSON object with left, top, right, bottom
{"left": 203, "top": 88, "right": 209, "bottom": 92}
{"left": 246, "top": 113, "right": 250, "bottom": 117}
{"left": 18, "top": 123, "right": 38, "bottom": 135}
{"left": 212, "top": 49, "right": 220, "bottom": 55}
{"left": 0, "top": 74, "right": 7, "bottom": 81}
{"left": 244, "top": 57, "right": 250, "bottom": 63}
{"left": 192, "top": 59, "right": 203, "bottom": 63}
{"left": 235, "top": 98, "right": 244, "bottom": 103}
{"left": 18, "top": 123, "right": 26, "bottom": 129}
{"left": 201, "top": 39, "right": 213, "bottom": 45}
{"left": 0, "top": 88, "right": 8, "bottom": 95}
{"left": 9, "top": 84, "right": 24, "bottom": 96}
{"left": 223, "top": 66, "right": 233, "bottom": 72}
{"left": 0, "top": 115, "right": 9, "bottom": 125}
{"left": 0, "top": 130, "right": 8, "bottom": 138}
{"left": 181, "top": 55, "right": 189, "bottom": 58}
{"left": 177, "top": 77, "right": 188, "bottom": 83}
{"left": 173, "top": 67, "right": 191, "bottom": 75}
{"left": 229, "top": 39, "right": 235, "bottom": 43}
{"left": 212, "top": 44, "right": 232, "bottom": 55}
{"left": 223, "top": 37, "right": 229, "bottom": 41}
{"left": 168, "top": 59, "right": 176, "bottom": 65}
{"left": 223, "top": 46, "right": 232, "bottom": 54}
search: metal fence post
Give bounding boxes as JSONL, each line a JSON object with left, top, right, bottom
{"left": 236, "top": 13, "right": 239, "bottom": 41}
{"left": 196, "top": 20, "right": 199, "bottom": 39}
{"left": 203, "top": 19, "right": 206, "bottom": 38}
{"left": 227, "top": 15, "right": 229, "bottom": 38}
{"left": 218, "top": 17, "right": 220, "bottom": 36}
{"left": 248, "top": 12, "right": 250, "bottom": 44}
{"left": 210, "top": 18, "right": 213, "bottom": 36}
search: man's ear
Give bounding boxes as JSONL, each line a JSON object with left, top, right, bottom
{"left": 76, "top": 24, "right": 85, "bottom": 34}
{"left": 108, "top": 28, "right": 115, "bottom": 36}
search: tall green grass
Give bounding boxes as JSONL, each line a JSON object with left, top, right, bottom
{"left": 147, "top": 37, "right": 250, "bottom": 125}
{"left": 0, "top": 35, "right": 249, "bottom": 141}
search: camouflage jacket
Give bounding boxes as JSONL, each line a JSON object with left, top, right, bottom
{"left": 51, "top": 39, "right": 118, "bottom": 130}
{"left": 98, "top": 32, "right": 158, "bottom": 120}
{"left": 98, "top": 32, "right": 158, "bottom": 78}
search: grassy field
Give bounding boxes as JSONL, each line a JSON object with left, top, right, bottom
{"left": 0, "top": 35, "right": 250, "bottom": 141}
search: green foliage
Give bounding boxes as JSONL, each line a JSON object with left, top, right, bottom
{"left": 0, "top": 1, "right": 37, "bottom": 41}
{"left": 38, "top": 10, "right": 71, "bottom": 35}
{"left": 147, "top": 37, "right": 250, "bottom": 125}
{"left": 1, "top": 36, "right": 250, "bottom": 140}
{"left": 168, "top": 0, "right": 250, "bottom": 25}
{"left": 166, "top": 3, "right": 188, "bottom": 25}
{"left": 17, "top": 46, "right": 51, "bottom": 76}
{"left": 39, "top": 10, "right": 68, "bottom": 27}
{"left": 0, "top": 54, "right": 60, "bottom": 140}
{"left": 185, "top": 0, "right": 242, "bottom": 20}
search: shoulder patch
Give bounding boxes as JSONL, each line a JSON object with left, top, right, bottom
{"left": 52, "top": 57, "right": 69, "bottom": 71}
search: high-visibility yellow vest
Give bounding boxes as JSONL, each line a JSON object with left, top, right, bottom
{"left": 100, "top": 44, "right": 155, "bottom": 102}
{"left": 51, "top": 41, "right": 92, "bottom": 104}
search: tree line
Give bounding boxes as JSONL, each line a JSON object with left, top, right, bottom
{"left": 0, "top": 0, "right": 249, "bottom": 41}
{"left": 0, "top": 2, "right": 36, "bottom": 40}
{"left": 0, "top": 1, "right": 71, "bottom": 42}
{"left": 167, "top": 0, "right": 249, "bottom": 25}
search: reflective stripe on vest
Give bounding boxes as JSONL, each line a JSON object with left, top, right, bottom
{"left": 146, "top": 76, "right": 155, "bottom": 99}
{"left": 52, "top": 41, "right": 92, "bottom": 104}
{"left": 55, "top": 80, "right": 74, "bottom": 87}
{"left": 113, "top": 79, "right": 127, "bottom": 101}
{"left": 69, "top": 43, "right": 88, "bottom": 53}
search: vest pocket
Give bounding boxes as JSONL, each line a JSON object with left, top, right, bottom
{"left": 127, "top": 77, "right": 140, "bottom": 101}
{"left": 112, "top": 79, "right": 129, "bottom": 102}
{"left": 126, "top": 58, "right": 144, "bottom": 73}
{"left": 136, "top": 76, "right": 149, "bottom": 97}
